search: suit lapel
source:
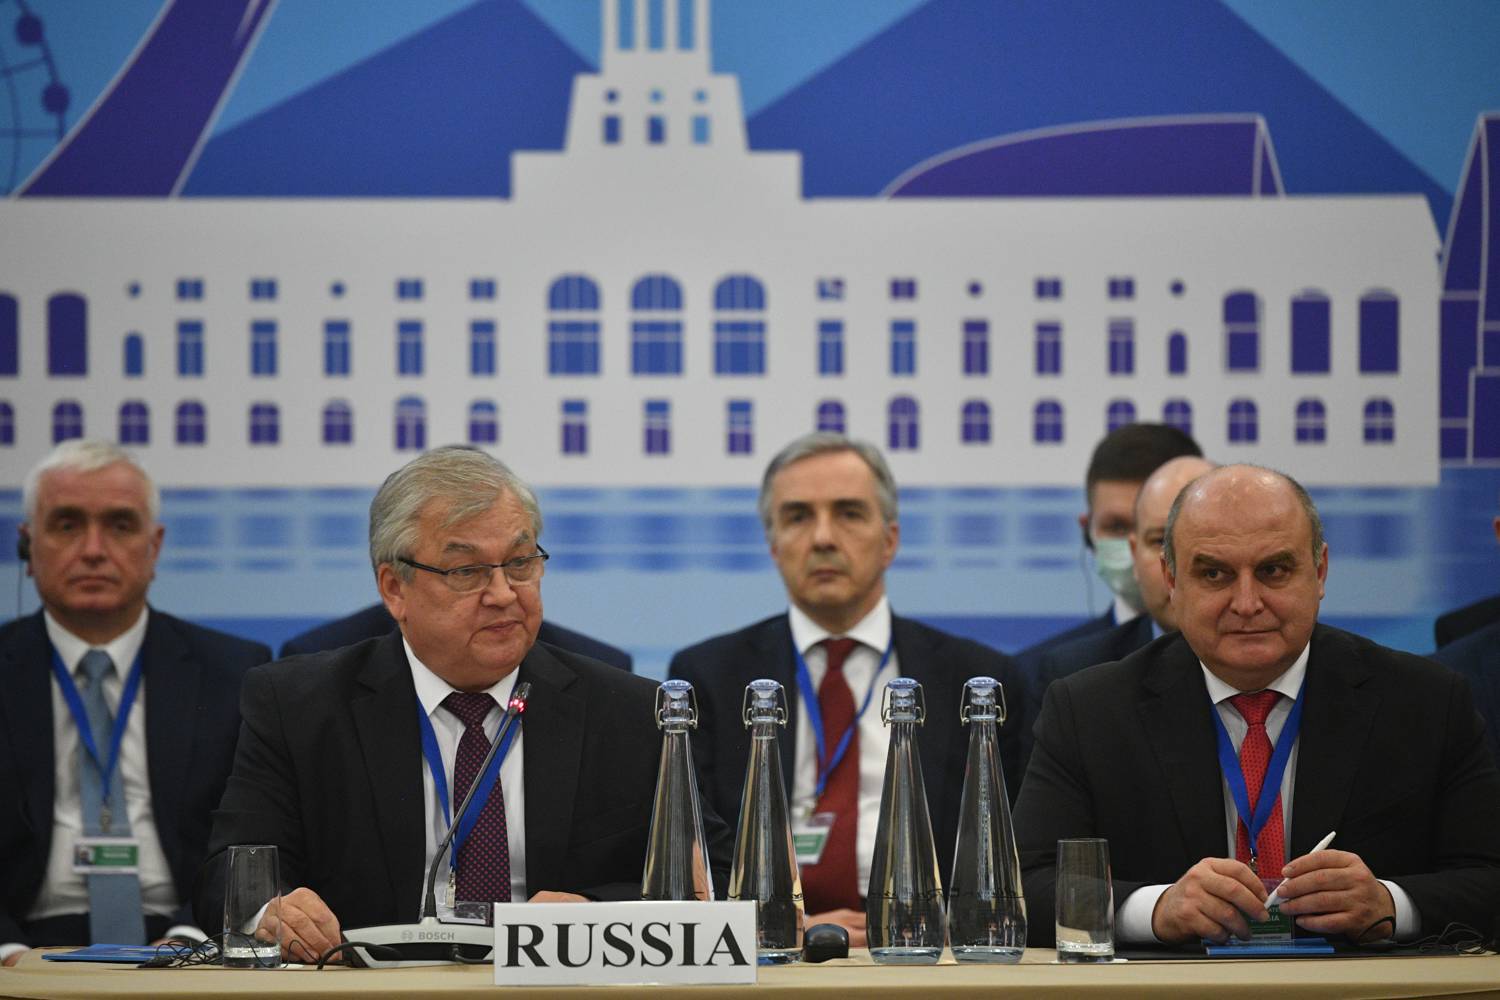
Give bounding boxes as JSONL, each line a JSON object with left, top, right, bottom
{"left": 2, "top": 614, "right": 56, "bottom": 866}
{"left": 1137, "top": 637, "right": 1228, "bottom": 860}
{"left": 1288, "top": 626, "right": 1378, "bottom": 855}
{"left": 350, "top": 634, "right": 426, "bottom": 920}
{"left": 141, "top": 611, "right": 198, "bottom": 872}
{"left": 750, "top": 617, "right": 799, "bottom": 789}
{"left": 891, "top": 616, "right": 955, "bottom": 816}
{"left": 520, "top": 645, "right": 585, "bottom": 895}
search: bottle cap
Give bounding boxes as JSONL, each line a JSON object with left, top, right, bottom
{"left": 656, "top": 679, "right": 698, "bottom": 731}
{"left": 881, "top": 676, "right": 926, "bottom": 725}
{"left": 742, "top": 678, "right": 787, "bottom": 728}
{"left": 960, "top": 675, "right": 1007, "bottom": 724}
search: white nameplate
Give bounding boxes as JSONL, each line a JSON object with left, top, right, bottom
{"left": 492, "top": 901, "right": 757, "bottom": 986}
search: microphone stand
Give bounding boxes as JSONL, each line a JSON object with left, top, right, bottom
{"left": 343, "top": 682, "right": 532, "bottom": 968}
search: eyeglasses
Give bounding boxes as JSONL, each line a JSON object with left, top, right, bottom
{"left": 399, "top": 545, "right": 549, "bottom": 593}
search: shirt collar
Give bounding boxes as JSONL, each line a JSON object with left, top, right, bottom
{"left": 405, "top": 636, "right": 519, "bottom": 719}
{"left": 1201, "top": 640, "right": 1311, "bottom": 706}
{"left": 1112, "top": 594, "right": 1142, "bottom": 627}
{"left": 788, "top": 595, "right": 891, "bottom": 657}
{"left": 44, "top": 606, "right": 150, "bottom": 677}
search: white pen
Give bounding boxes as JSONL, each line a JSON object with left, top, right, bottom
{"left": 1265, "top": 830, "right": 1336, "bottom": 909}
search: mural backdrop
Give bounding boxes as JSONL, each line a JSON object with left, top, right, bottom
{"left": 1, "top": 0, "right": 1497, "bottom": 675}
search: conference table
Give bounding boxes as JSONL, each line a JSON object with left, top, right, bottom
{"left": 4, "top": 947, "right": 1500, "bottom": 1000}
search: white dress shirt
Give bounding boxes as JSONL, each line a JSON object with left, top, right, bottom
{"left": 0, "top": 610, "right": 196, "bottom": 962}
{"left": 787, "top": 596, "right": 899, "bottom": 898}
{"left": 406, "top": 638, "right": 527, "bottom": 910}
{"left": 1116, "top": 643, "right": 1417, "bottom": 942}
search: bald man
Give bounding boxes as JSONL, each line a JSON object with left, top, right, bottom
{"left": 1016, "top": 464, "right": 1500, "bottom": 948}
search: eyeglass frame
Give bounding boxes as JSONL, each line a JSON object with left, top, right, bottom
{"left": 397, "top": 545, "right": 550, "bottom": 592}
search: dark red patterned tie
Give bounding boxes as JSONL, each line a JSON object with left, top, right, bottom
{"left": 801, "top": 637, "right": 861, "bottom": 913}
{"left": 443, "top": 692, "right": 512, "bottom": 903}
{"left": 1229, "top": 690, "right": 1285, "bottom": 879}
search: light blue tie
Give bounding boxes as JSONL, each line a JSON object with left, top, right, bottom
{"left": 78, "top": 649, "right": 146, "bottom": 945}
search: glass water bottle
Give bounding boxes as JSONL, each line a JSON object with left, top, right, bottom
{"left": 866, "top": 677, "right": 946, "bottom": 964}
{"left": 948, "top": 676, "right": 1026, "bottom": 963}
{"left": 728, "top": 679, "right": 804, "bottom": 964}
{"left": 641, "top": 679, "right": 715, "bottom": 901}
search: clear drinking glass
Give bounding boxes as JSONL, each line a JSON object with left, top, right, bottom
{"left": 222, "top": 844, "right": 283, "bottom": 968}
{"left": 1054, "top": 838, "right": 1113, "bottom": 962}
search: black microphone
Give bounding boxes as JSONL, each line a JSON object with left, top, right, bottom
{"left": 342, "top": 680, "right": 532, "bottom": 968}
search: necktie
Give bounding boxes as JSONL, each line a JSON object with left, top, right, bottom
{"left": 1229, "top": 690, "right": 1285, "bottom": 880}
{"left": 442, "top": 692, "right": 512, "bottom": 904}
{"left": 78, "top": 649, "right": 146, "bottom": 944}
{"left": 800, "top": 637, "right": 861, "bottom": 913}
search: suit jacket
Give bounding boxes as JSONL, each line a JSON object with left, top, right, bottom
{"left": 279, "top": 602, "right": 633, "bottom": 672}
{"left": 1014, "top": 624, "right": 1500, "bottom": 946}
{"left": 194, "top": 632, "right": 730, "bottom": 933}
{"left": 0, "top": 609, "right": 270, "bottom": 945}
{"left": 1435, "top": 593, "right": 1500, "bottom": 650}
{"left": 1433, "top": 619, "right": 1500, "bottom": 772}
{"left": 667, "top": 612, "right": 1027, "bottom": 890}
{"left": 1021, "top": 615, "right": 1156, "bottom": 769}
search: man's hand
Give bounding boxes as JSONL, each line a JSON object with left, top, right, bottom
{"left": 267, "top": 886, "right": 342, "bottom": 963}
{"left": 528, "top": 891, "right": 590, "bottom": 904}
{"left": 1151, "top": 857, "right": 1269, "bottom": 944}
{"left": 1273, "top": 849, "right": 1394, "bottom": 942}
{"left": 807, "top": 908, "right": 866, "bottom": 948}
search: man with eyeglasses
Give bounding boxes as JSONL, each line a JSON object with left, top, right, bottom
{"left": 195, "top": 447, "right": 731, "bottom": 962}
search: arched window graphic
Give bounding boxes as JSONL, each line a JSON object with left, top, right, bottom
{"left": 548, "top": 274, "right": 601, "bottom": 375}
{"left": 962, "top": 320, "right": 988, "bottom": 375}
{"left": 1295, "top": 398, "right": 1326, "bottom": 444}
{"left": 1224, "top": 291, "right": 1260, "bottom": 372}
{"left": 251, "top": 320, "right": 277, "bottom": 376}
{"left": 52, "top": 400, "right": 83, "bottom": 442}
{"left": 1228, "top": 398, "right": 1258, "bottom": 443}
{"left": 0, "top": 293, "right": 16, "bottom": 375}
{"left": 118, "top": 401, "right": 149, "bottom": 445}
{"left": 818, "top": 320, "right": 844, "bottom": 375}
{"left": 395, "top": 396, "right": 426, "bottom": 451}
{"left": 0, "top": 401, "right": 12, "bottom": 445}
{"left": 643, "top": 399, "right": 670, "bottom": 454}
{"left": 323, "top": 400, "right": 353, "bottom": 445}
{"left": 890, "top": 320, "right": 916, "bottom": 375}
{"left": 325, "top": 320, "right": 351, "bottom": 376}
{"left": 888, "top": 396, "right": 919, "bottom": 451}
{"left": 1106, "top": 398, "right": 1136, "bottom": 433}
{"left": 1035, "top": 322, "right": 1061, "bottom": 375}
{"left": 175, "top": 401, "right": 206, "bottom": 445}
{"left": 631, "top": 274, "right": 683, "bottom": 375}
{"left": 961, "top": 399, "right": 990, "bottom": 444}
{"left": 1163, "top": 398, "right": 1193, "bottom": 436}
{"left": 47, "top": 293, "right": 87, "bottom": 376}
{"left": 249, "top": 403, "right": 279, "bottom": 445}
{"left": 1167, "top": 332, "right": 1187, "bottom": 375}
{"left": 816, "top": 399, "right": 845, "bottom": 434}
{"left": 397, "top": 320, "right": 423, "bottom": 376}
{"left": 177, "top": 321, "right": 204, "bottom": 376}
{"left": 1364, "top": 397, "right": 1396, "bottom": 443}
{"left": 562, "top": 400, "right": 588, "bottom": 454}
{"left": 726, "top": 399, "right": 754, "bottom": 454}
{"left": 1107, "top": 319, "right": 1134, "bottom": 374}
{"left": 713, "top": 274, "right": 766, "bottom": 375}
{"left": 1291, "top": 290, "right": 1331, "bottom": 374}
{"left": 1359, "top": 290, "right": 1399, "bottom": 373}
{"left": 469, "top": 400, "right": 498, "bottom": 445}
{"left": 123, "top": 333, "right": 144, "bottom": 377}
{"left": 1033, "top": 399, "right": 1064, "bottom": 444}
{"left": 470, "top": 320, "right": 496, "bottom": 376}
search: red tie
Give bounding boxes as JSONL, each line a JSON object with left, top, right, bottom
{"left": 1229, "top": 690, "right": 1285, "bottom": 879}
{"left": 800, "top": 637, "right": 861, "bottom": 913}
{"left": 443, "top": 692, "right": 513, "bottom": 904}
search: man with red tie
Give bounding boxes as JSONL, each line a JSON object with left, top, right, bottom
{"left": 1015, "top": 465, "right": 1500, "bottom": 946}
{"left": 669, "top": 433, "right": 1025, "bottom": 946}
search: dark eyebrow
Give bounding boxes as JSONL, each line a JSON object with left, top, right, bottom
{"left": 1259, "top": 550, "right": 1298, "bottom": 569}
{"left": 1189, "top": 553, "right": 1230, "bottom": 571}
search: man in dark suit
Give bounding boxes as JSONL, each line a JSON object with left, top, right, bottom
{"left": 196, "top": 447, "right": 730, "bottom": 962}
{"left": 1016, "top": 465, "right": 1500, "bottom": 947}
{"left": 279, "top": 601, "right": 633, "bottom": 672}
{"left": 1, "top": 441, "right": 270, "bottom": 964}
{"left": 669, "top": 433, "right": 1025, "bottom": 948}
{"left": 1433, "top": 619, "right": 1500, "bottom": 771}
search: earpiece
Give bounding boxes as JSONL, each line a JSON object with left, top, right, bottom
{"left": 16, "top": 530, "right": 29, "bottom": 564}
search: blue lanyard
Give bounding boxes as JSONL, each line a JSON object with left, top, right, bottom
{"left": 793, "top": 637, "right": 893, "bottom": 801}
{"left": 1211, "top": 683, "right": 1306, "bottom": 865}
{"left": 50, "top": 647, "right": 145, "bottom": 808}
{"left": 416, "top": 699, "right": 520, "bottom": 866}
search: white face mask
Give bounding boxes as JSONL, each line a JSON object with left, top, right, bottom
{"left": 1092, "top": 534, "right": 1142, "bottom": 611}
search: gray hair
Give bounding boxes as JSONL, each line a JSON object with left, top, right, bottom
{"left": 369, "top": 446, "right": 542, "bottom": 581}
{"left": 23, "top": 440, "right": 161, "bottom": 522}
{"left": 1163, "top": 464, "right": 1324, "bottom": 575}
{"left": 756, "top": 432, "right": 898, "bottom": 537}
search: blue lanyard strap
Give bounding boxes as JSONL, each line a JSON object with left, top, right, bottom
{"left": 1211, "top": 682, "right": 1306, "bottom": 858}
{"left": 793, "top": 637, "right": 893, "bottom": 801}
{"left": 416, "top": 699, "right": 520, "bottom": 866}
{"left": 50, "top": 647, "right": 145, "bottom": 807}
